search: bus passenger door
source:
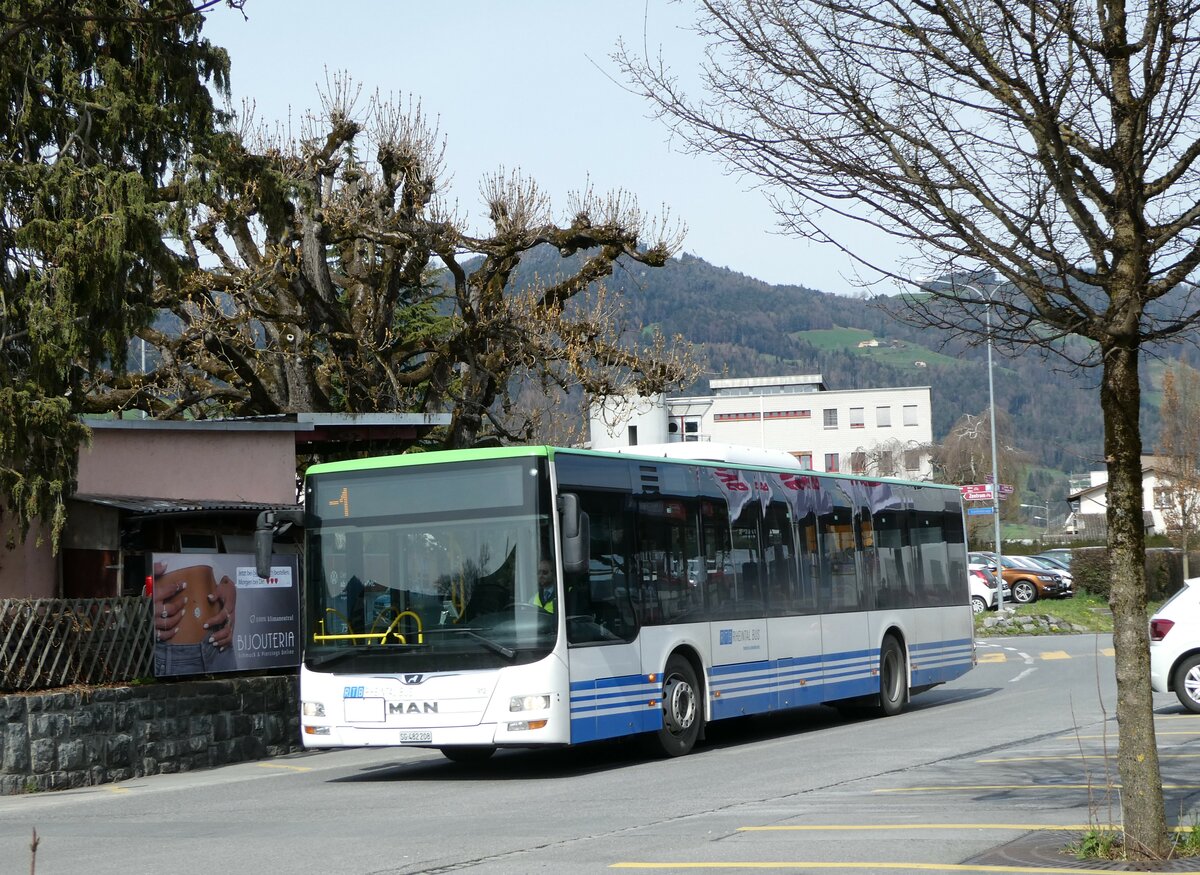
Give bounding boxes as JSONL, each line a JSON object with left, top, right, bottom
{"left": 765, "top": 500, "right": 822, "bottom": 710}
{"left": 817, "top": 496, "right": 873, "bottom": 703}
{"left": 707, "top": 498, "right": 771, "bottom": 720}
{"left": 562, "top": 490, "right": 648, "bottom": 744}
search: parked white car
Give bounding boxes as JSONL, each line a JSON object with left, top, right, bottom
{"left": 968, "top": 567, "right": 1011, "bottom": 614}
{"left": 1150, "top": 576, "right": 1200, "bottom": 712}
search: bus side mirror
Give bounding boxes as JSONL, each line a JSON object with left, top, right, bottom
{"left": 255, "top": 508, "right": 306, "bottom": 579}
{"left": 558, "top": 493, "right": 590, "bottom": 574}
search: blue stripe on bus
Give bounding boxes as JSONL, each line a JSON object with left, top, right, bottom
{"left": 568, "top": 639, "right": 973, "bottom": 743}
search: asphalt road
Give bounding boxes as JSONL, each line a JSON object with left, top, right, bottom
{"left": 4, "top": 633, "right": 1200, "bottom": 875}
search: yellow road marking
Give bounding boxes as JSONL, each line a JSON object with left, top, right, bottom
{"left": 874, "top": 783, "right": 1200, "bottom": 793}
{"left": 1064, "top": 731, "right": 1200, "bottom": 739}
{"left": 978, "top": 653, "right": 1007, "bottom": 663}
{"left": 105, "top": 785, "right": 130, "bottom": 794}
{"left": 255, "top": 763, "right": 312, "bottom": 773}
{"left": 612, "top": 864, "right": 1200, "bottom": 873}
{"left": 1039, "top": 651, "right": 1069, "bottom": 660}
{"left": 738, "top": 823, "right": 1197, "bottom": 832}
{"left": 1100, "top": 647, "right": 1115, "bottom": 656}
{"left": 978, "top": 753, "right": 1200, "bottom": 763}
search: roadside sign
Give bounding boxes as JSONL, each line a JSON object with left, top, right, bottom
{"left": 967, "top": 506, "right": 995, "bottom": 515}
{"left": 960, "top": 484, "right": 993, "bottom": 501}
{"left": 984, "top": 475, "right": 1015, "bottom": 494}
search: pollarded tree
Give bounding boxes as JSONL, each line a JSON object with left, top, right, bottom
{"left": 621, "top": 0, "right": 1200, "bottom": 857}
{"left": 0, "top": 0, "right": 236, "bottom": 547}
{"left": 82, "top": 82, "right": 697, "bottom": 450}
{"left": 1157, "top": 360, "right": 1200, "bottom": 578}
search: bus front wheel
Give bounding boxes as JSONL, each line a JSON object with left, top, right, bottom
{"left": 654, "top": 655, "right": 703, "bottom": 757}
{"left": 877, "top": 636, "right": 907, "bottom": 717}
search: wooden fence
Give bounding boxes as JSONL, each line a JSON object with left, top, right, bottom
{"left": 0, "top": 598, "right": 154, "bottom": 691}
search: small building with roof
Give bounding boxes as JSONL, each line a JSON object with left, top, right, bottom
{"left": 2, "top": 413, "right": 448, "bottom": 599}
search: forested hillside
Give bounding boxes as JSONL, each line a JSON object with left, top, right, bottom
{"left": 513, "top": 246, "right": 1180, "bottom": 479}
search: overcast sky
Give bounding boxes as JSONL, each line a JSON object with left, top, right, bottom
{"left": 202, "top": 1, "right": 899, "bottom": 295}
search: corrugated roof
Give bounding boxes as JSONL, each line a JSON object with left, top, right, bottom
{"left": 71, "top": 494, "right": 299, "bottom": 517}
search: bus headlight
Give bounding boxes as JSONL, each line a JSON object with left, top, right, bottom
{"left": 302, "top": 701, "right": 326, "bottom": 717}
{"left": 510, "top": 695, "right": 551, "bottom": 712}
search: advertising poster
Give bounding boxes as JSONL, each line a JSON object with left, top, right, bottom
{"left": 151, "top": 552, "right": 300, "bottom": 677}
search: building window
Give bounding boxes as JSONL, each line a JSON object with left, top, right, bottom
{"left": 628, "top": 425, "right": 638, "bottom": 446}
{"left": 850, "top": 451, "right": 867, "bottom": 474}
{"left": 877, "top": 406, "right": 891, "bottom": 427}
{"left": 823, "top": 408, "right": 838, "bottom": 429}
{"left": 714, "top": 412, "right": 761, "bottom": 422}
{"left": 878, "top": 450, "right": 894, "bottom": 476}
{"left": 825, "top": 453, "right": 840, "bottom": 473}
{"left": 794, "top": 452, "right": 813, "bottom": 469}
{"left": 849, "top": 407, "right": 865, "bottom": 428}
{"left": 904, "top": 449, "right": 922, "bottom": 471}
{"left": 903, "top": 404, "right": 919, "bottom": 426}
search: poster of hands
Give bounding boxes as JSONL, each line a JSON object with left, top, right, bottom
{"left": 151, "top": 553, "right": 300, "bottom": 677}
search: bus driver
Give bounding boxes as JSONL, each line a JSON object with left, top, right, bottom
{"left": 532, "top": 560, "right": 557, "bottom": 613}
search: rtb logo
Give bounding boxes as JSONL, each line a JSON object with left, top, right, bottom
{"left": 719, "top": 628, "right": 733, "bottom": 645}
{"left": 344, "top": 686, "right": 365, "bottom": 698}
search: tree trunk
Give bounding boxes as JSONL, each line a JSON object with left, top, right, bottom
{"left": 1102, "top": 343, "right": 1169, "bottom": 859}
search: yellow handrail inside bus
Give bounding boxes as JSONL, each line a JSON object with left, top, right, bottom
{"left": 312, "top": 609, "right": 422, "bottom": 645}
{"left": 449, "top": 573, "right": 466, "bottom": 622}
{"left": 382, "top": 610, "right": 423, "bottom": 644}
{"left": 324, "top": 608, "right": 353, "bottom": 634}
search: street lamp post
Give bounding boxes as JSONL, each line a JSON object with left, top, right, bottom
{"left": 1020, "top": 501, "right": 1050, "bottom": 536}
{"left": 927, "top": 277, "right": 1005, "bottom": 609}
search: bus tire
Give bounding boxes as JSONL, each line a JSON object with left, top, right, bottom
{"left": 440, "top": 746, "right": 495, "bottom": 764}
{"left": 877, "top": 636, "right": 907, "bottom": 717}
{"left": 654, "top": 654, "right": 703, "bottom": 757}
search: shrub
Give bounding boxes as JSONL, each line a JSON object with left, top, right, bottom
{"left": 1071, "top": 547, "right": 1111, "bottom": 598}
{"left": 1068, "top": 546, "right": 1188, "bottom": 602}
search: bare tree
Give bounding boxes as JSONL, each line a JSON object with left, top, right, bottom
{"left": 1157, "top": 360, "right": 1200, "bottom": 578}
{"left": 931, "top": 409, "right": 1029, "bottom": 544}
{"left": 620, "top": 0, "right": 1200, "bottom": 857}
{"left": 82, "top": 81, "right": 697, "bottom": 449}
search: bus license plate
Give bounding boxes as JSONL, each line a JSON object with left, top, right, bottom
{"left": 398, "top": 730, "right": 432, "bottom": 743}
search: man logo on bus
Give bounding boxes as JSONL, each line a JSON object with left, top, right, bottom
{"left": 402, "top": 674, "right": 426, "bottom": 685}
{"left": 389, "top": 701, "right": 439, "bottom": 714}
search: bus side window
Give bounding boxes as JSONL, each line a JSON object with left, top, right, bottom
{"left": 763, "top": 501, "right": 796, "bottom": 616}
{"left": 793, "top": 513, "right": 819, "bottom": 614}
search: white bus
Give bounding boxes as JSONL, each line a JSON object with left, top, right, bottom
{"left": 256, "top": 444, "right": 974, "bottom": 761}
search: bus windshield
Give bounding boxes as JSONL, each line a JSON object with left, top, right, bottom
{"left": 304, "top": 457, "right": 557, "bottom": 673}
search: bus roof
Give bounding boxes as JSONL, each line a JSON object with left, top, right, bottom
{"left": 306, "top": 443, "right": 958, "bottom": 492}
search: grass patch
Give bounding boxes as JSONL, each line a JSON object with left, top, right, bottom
{"left": 794, "top": 327, "right": 875, "bottom": 349}
{"left": 1065, "top": 822, "right": 1200, "bottom": 863}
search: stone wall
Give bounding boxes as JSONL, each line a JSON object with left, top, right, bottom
{"left": 0, "top": 675, "right": 300, "bottom": 795}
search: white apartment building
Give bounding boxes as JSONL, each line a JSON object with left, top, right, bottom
{"left": 589, "top": 374, "right": 935, "bottom": 479}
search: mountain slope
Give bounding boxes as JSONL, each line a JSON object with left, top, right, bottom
{"left": 509, "top": 247, "right": 1149, "bottom": 478}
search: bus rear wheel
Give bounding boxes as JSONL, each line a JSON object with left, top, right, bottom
{"left": 877, "top": 636, "right": 907, "bottom": 717}
{"left": 440, "top": 746, "right": 495, "bottom": 764}
{"left": 653, "top": 655, "right": 703, "bottom": 757}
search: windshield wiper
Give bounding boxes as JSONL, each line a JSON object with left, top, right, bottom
{"left": 306, "top": 644, "right": 414, "bottom": 669}
{"left": 421, "top": 627, "right": 516, "bottom": 659}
